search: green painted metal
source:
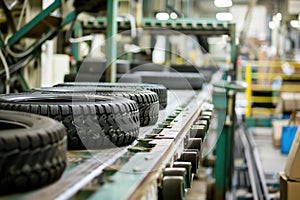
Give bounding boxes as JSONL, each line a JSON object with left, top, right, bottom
{"left": 230, "top": 23, "right": 237, "bottom": 80}
{"left": 184, "top": 0, "right": 191, "bottom": 18}
{"left": 7, "top": 0, "right": 61, "bottom": 46}
{"left": 3, "top": 9, "right": 77, "bottom": 92}
{"left": 105, "top": 0, "right": 118, "bottom": 82}
{"left": 63, "top": 10, "right": 77, "bottom": 26}
{"left": 215, "top": 124, "right": 232, "bottom": 199}
{"left": 88, "top": 90, "right": 206, "bottom": 200}
{"left": 213, "top": 81, "right": 246, "bottom": 200}
{"left": 165, "top": 0, "right": 169, "bottom": 10}
{"left": 89, "top": 152, "right": 162, "bottom": 200}
{"left": 72, "top": 21, "right": 81, "bottom": 64}
{"left": 0, "top": 33, "right": 5, "bottom": 49}
{"left": 143, "top": 0, "right": 152, "bottom": 17}
{"left": 142, "top": 18, "right": 230, "bottom": 29}
{"left": 244, "top": 117, "right": 280, "bottom": 128}
{"left": 17, "top": 73, "right": 29, "bottom": 91}
{"left": 84, "top": 17, "right": 232, "bottom": 32}
{"left": 213, "top": 89, "right": 227, "bottom": 200}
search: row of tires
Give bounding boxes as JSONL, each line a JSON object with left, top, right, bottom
{"left": 0, "top": 82, "right": 167, "bottom": 194}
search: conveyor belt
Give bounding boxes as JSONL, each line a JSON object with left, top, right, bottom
{"left": 89, "top": 88, "right": 212, "bottom": 200}
{"left": 2, "top": 69, "right": 224, "bottom": 199}
{"left": 2, "top": 89, "right": 203, "bottom": 200}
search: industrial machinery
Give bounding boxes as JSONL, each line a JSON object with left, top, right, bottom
{"left": 0, "top": 1, "right": 240, "bottom": 199}
{"left": 0, "top": 79, "right": 220, "bottom": 199}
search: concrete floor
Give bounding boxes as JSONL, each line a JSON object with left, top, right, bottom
{"left": 249, "top": 127, "right": 288, "bottom": 173}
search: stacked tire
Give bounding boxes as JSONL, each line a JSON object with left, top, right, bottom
{"left": 32, "top": 86, "right": 160, "bottom": 126}
{"left": 0, "top": 110, "right": 67, "bottom": 194}
{"left": 0, "top": 82, "right": 167, "bottom": 194}
{"left": 55, "top": 82, "right": 168, "bottom": 110}
{"left": 0, "top": 93, "right": 140, "bottom": 150}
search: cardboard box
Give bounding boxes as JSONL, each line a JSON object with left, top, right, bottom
{"left": 280, "top": 92, "right": 300, "bottom": 112}
{"left": 272, "top": 119, "right": 289, "bottom": 148}
{"left": 280, "top": 172, "right": 300, "bottom": 200}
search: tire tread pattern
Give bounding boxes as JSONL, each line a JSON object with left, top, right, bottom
{"left": 55, "top": 82, "right": 168, "bottom": 109}
{"left": 33, "top": 87, "right": 159, "bottom": 126}
{"left": 0, "top": 94, "right": 140, "bottom": 149}
{"left": 0, "top": 111, "right": 67, "bottom": 194}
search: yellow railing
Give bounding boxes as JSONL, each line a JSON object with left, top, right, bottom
{"left": 239, "top": 60, "right": 300, "bottom": 117}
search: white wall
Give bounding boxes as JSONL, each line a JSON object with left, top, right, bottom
{"left": 230, "top": 5, "right": 267, "bottom": 40}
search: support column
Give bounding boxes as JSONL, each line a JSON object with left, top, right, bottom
{"left": 213, "top": 82, "right": 246, "bottom": 200}
{"left": 230, "top": 23, "right": 236, "bottom": 81}
{"left": 106, "top": 0, "right": 118, "bottom": 82}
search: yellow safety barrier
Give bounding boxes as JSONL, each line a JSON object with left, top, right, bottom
{"left": 245, "top": 63, "right": 252, "bottom": 117}
{"left": 239, "top": 60, "right": 300, "bottom": 116}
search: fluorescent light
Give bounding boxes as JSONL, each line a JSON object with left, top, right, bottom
{"left": 156, "top": 12, "right": 169, "bottom": 21}
{"left": 269, "top": 21, "right": 275, "bottom": 29}
{"left": 214, "top": 0, "right": 232, "bottom": 7}
{"left": 216, "top": 12, "right": 233, "bottom": 21}
{"left": 170, "top": 12, "right": 178, "bottom": 19}
{"left": 276, "top": 13, "right": 282, "bottom": 21}
{"left": 290, "top": 20, "right": 300, "bottom": 28}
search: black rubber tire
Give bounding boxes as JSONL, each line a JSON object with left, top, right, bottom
{"left": 130, "top": 63, "right": 166, "bottom": 72}
{"left": 77, "top": 58, "right": 130, "bottom": 74}
{"left": 64, "top": 73, "right": 106, "bottom": 82}
{"left": 32, "top": 87, "right": 159, "bottom": 126}
{"left": 133, "top": 71, "right": 204, "bottom": 90}
{"left": 0, "top": 110, "right": 67, "bottom": 194}
{"left": 55, "top": 82, "right": 168, "bottom": 110}
{"left": 116, "top": 73, "right": 143, "bottom": 83}
{"left": 0, "top": 93, "right": 140, "bottom": 150}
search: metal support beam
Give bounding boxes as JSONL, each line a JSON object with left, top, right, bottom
{"left": 183, "top": 0, "right": 191, "bottom": 18}
{"left": 105, "top": 0, "right": 118, "bottom": 83}
{"left": 0, "top": 33, "right": 5, "bottom": 50}
{"left": 72, "top": 21, "right": 81, "bottom": 64}
{"left": 213, "top": 81, "right": 246, "bottom": 200}
{"left": 230, "top": 23, "right": 237, "bottom": 80}
{"left": 143, "top": 0, "right": 152, "bottom": 18}
{"left": 213, "top": 88, "right": 229, "bottom": 200}
{"left": 7, "top": 0, "right": 61, "bottom": 46}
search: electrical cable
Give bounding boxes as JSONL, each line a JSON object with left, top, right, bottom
{"left": 65, "top": 13, "right": 94, "bottom": 43}
{"left": 17, "top": 0, "right": 28, "bottom": 30}
{"left": 5, "top": 26, "right": 57, "bottom": 58}
{"left": 69, "top": 35, "right": 94, "bottom": 43}
{"left": 0, "top": 52, "right": 37, "bottom": 78}
{"left": 5, "top": 0, "right": 69, "bottom": 58}
{"left": 118, "top": 14, "right": 137, "bottom": 38}
{"left": 66, "top": 13, "right": 137, "bottom": 44}
{"left": 0, "top": 49, "right": 10, "bottom": 94}
{"left": 65, "top": 14, "right": 77, "bottom": 42}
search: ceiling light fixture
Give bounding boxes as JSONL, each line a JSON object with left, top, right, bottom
{"left": 214, "top": 0, "right": 232, "bottom": 8}
{"left": 156, "top": 12, "right": 169, "bottom": 21}
{"left": 290, "top": 20, "right": 300, "bottom": 28}
{"left": 170, "top": 12, "right": 178, "bottom": 19}
{"left": 275, "top": 13, "right": 282, "bottom": 21}
{"left": 268, "top": 21, "right": 276, "bottom": 29}
{"left": 216, "top": 12, "right": 233, "bottom": 21}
